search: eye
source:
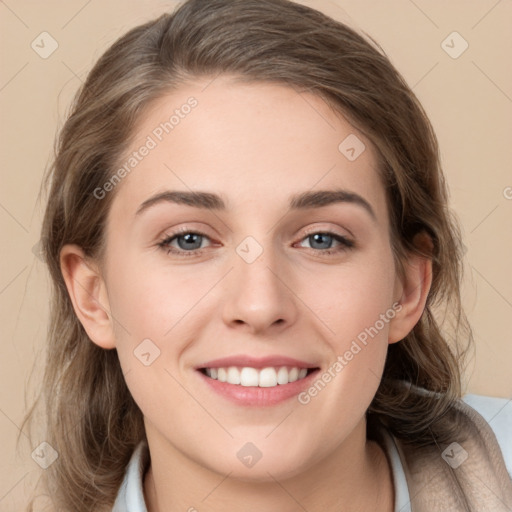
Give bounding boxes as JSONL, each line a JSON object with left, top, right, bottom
{"left": 298, "top": 232, "right": 354, "bottom": 254}
{"left": 158, "top": 229, "right": 212, "bottom": 256}
{"left": 157, "top": 228, "right": 354, "bottom": 258}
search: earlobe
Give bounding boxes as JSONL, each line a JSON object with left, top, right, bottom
{"left": 60, "top": 244, "right": 116, "bottom": 349}
{"left": 388, "top": 248, "right": 433, "bottom": 345}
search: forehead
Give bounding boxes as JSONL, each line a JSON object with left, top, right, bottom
{"left": 109, "top": 76, "right": 387, "bottom": 222}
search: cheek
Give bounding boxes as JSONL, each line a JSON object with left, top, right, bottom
{"left": 299, "top": 265, "right": 395, "bottom": 422}
{"left": 106, "top": 259, "right": 196, "bottom": 337}
{"left": 106, "top": 260, "right": 219, "bottom": 379}
{"left": 297, "top": 247, "right": 396, "bottom": 405}
{"left": 305, "top": 251, "right": 396, "bottom": 345}
{"left": 106, "top": 267, "right": 198, "bottom": 420}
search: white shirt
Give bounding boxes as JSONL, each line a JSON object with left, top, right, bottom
{"left": 112, "top": 394, "right": 512, "bottom": 512}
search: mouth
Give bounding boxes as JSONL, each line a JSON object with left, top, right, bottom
{"left": 196, "top": 364, "right": 321, "bottom": 407}
{"left": 198, "top": 366, "right": 318, "bottom": 387}
{"left": 194, "top": 354, "right": 321, "bottom": 406}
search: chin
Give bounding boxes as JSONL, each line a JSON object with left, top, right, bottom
{"left": 223, "top": 460, "right": 310, "bottom": 484}
{"left": 198, "top": 444, "right": 316, "bottom": 483}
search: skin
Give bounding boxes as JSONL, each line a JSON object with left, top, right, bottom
{"left": 61, "top": 76, "right": 432, "bottom": 512}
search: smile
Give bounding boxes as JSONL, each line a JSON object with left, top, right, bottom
{"left": 200, "top": 366, "right": 313, "bottom": 387}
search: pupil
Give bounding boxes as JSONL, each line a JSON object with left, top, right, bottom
{"left": 178, "top": 233, "right": 201, "bottom": 250}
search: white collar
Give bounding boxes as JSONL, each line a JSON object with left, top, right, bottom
{"left": 111, "top": 441, "right": 150, "bottom": 512}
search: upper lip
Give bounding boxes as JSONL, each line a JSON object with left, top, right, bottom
{"left": 196, "top": 355, "right": 319, "bottom": 370}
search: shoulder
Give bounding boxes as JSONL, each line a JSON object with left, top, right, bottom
{"left": 462, "top": 393, "right": 512, "bottom": 477}
{"left": 388, "top": 390, "right": 512, "bottom": 511}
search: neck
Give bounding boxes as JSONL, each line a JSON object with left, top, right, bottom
{"left": 143, "top": 420, "right": 394, "bottom": 512}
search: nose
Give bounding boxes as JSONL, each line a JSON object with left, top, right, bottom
{"left": 221, "top": 247, "right": 299, "bottom": 335}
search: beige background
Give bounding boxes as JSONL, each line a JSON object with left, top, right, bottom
{"left": 1, "top": 0, "right": 511, "bottom": 509}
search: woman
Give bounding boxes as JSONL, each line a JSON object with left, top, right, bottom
{"left": 26, "top": 0, "right": 511, "bottom": 510}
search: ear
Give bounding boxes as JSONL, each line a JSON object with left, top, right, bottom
{"left": 388, "top": 233, "right": 433, "bottom": 344}
{"left": 60, "top": 244, "right": 116, "bottom": 349}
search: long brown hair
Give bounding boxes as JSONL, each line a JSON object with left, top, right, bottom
{"left": 22, "top": 0, "right": 472, "bottom": 510}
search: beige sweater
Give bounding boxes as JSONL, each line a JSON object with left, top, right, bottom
{"left": 392, "top": 399, "right": 512, "bottom": 511}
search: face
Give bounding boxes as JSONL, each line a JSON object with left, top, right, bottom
{"left": 94, "top": 77, "right": 404, "bottom": 480}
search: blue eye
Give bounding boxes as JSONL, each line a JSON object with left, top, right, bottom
{"left": 299, "top": 232, "right": 354, "bottom": 253}
{"left": 306, "top": 233, "right": 335, "bottom": 250}
{"left": 158, "top": 231, "right": 211, "bottom": 255}
{"left": 158, "top": 230, "right": 354, "bottom": 257}
{"left": 173, "top": 232, "right": 205, "bottom": 250}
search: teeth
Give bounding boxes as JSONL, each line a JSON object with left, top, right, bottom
{"left": 227, "top": 366, "right": 241, "bottom": 384}
{"left": 258, "top": 367, "right": 277, "bottom": 387}
{"left": 203, "top": 366, "right": 310, "bottom": 387}
{"left": 277, "top": 366, "right": 289, "bottom": 384}
{"left": 240, "top": 367, "right": 259, "bottom": 386}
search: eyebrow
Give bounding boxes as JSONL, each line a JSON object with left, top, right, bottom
{"left": 135, "top": 189, "right": 376, "bottom": 220}
{"left": 290, "top": 190, "right": 375, "bottom": 219}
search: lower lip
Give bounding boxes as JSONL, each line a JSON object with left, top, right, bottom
{"left": 196, "top": 369, "right": 320, "bottom": 406}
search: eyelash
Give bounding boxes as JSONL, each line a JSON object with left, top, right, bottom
{"left": 157, "top": 228, "right": 214, "bottom": 258}
{"left": 157, "top": 227, "right": 355, "bottom": 257}
{"left": 299, "top": 229, "right": 355, "bottom": 255}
